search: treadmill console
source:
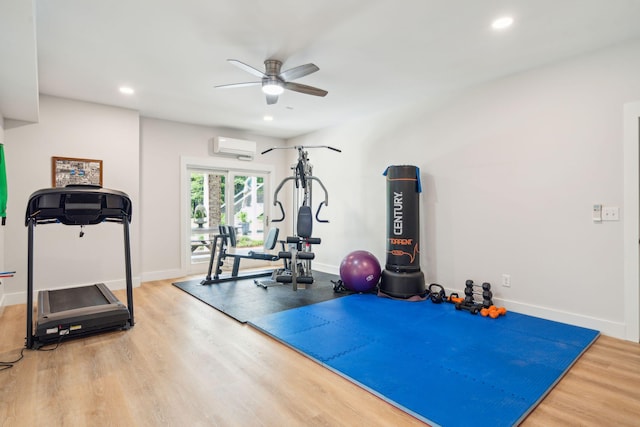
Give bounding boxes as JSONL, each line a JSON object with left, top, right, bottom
{"left": 25, "top": 185, "right": 132, "bottom": 225}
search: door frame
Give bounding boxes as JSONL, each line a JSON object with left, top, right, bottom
{"left": 180, "top": 156, "right": 275, "bottom": 275}
{"left": 623, "top": 101, "right": 640, "bottom": 342}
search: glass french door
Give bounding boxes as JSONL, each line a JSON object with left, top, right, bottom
{"left": 188, "top": 167, "right": 269, "bottom": 269}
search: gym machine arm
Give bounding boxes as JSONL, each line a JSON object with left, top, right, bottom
{"left": 271, "top": 176, "right": 296, "bottom": 223}
{"left": 260, "top": 145, "right": 341, "bottom": 156}
{"left": 306, "top": 176, "right": 329, "bottom": 223}
{"left": 271, "top": 175, "right": 329, "bottom": 223}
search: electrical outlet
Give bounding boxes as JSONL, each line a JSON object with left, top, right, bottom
{"left": 602, "top": 206, "right": 619, "bottom": 221}
{"left": 501, "top": 274, "right": 511, "bottom": 287}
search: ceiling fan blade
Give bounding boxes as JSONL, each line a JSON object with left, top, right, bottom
{"left": 227, "top": 59, "right": 266, "bottom": 78}
{"left": 215, "top": 81, "right": 261, "bottom": 89}
{"left": 279, "top": 63, "right": 319, "bottom": 81}
{"left": 266, "top": 94, "right": 279, "bottom": 105}
{"left": 284, "top": 82, "right": 328, "bottom": 97}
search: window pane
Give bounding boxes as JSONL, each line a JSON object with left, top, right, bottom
{"left": 232, "top": 174, "right": 264, "bottom": 249}
{"left": 190, "top": 171, "right": 226, "bottom": 263}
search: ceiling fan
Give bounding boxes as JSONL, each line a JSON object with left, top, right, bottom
{"left": 215, "top": 59, "right": 328, "bottom": 105}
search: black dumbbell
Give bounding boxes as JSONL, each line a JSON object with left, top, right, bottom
{"left": 465, "top": 280, "right": 491, "bottom": 291}
{"left": 464, "top": 288, "right": 493, "bottom": 300}
{"left": 455, "top": 301, "right": 481, "bottom": 315}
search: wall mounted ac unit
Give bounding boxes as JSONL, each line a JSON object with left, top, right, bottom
{"left": 212, "top": 136, "right": 256, "bottom": 160}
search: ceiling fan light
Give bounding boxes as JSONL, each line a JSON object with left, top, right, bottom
{"left": 491, "top": 16, "right": 514, "bottom": 30}
{"left": 119, "top": 86, "right": 135, "bottom": 95}
{"left": 262, "top": 83, "right": 284, "bottom": 95}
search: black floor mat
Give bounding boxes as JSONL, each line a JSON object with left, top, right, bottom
{"left": 172, "top": 271, "right": 352, "bottom": 323}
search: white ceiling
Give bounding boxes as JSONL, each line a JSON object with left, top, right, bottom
{"left": 3, "top": 0, "right": 640, "bottom": 138}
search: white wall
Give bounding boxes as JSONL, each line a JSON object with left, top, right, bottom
{"left": 291, "top": 39, "right": 640, "bottom": 338}
{"left": 0, "top": 114, "right": 4, "bottom": 307}
{"left": 3, "top": 96, "right": 140, "bottom": 304}
{"left": 139, "top": 118, "right": 288, "bottom": 280}
{"left": 623, "top": 101, "right": 640, "bottom": 341}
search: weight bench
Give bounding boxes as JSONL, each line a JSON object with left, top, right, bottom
{"left": 200, "top": 226, "right": 280, "bottom": 285}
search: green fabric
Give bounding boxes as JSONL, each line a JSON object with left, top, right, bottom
{"left": 0, "top": 144, "right": 7, "bottom": 221}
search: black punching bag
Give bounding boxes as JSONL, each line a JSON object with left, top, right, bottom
{"left": 379, "top": 165, "right": 426, "bottom": 298}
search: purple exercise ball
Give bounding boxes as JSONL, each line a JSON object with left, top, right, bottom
{"left": 339, "top": 250, "right": 382, "bottom": 292}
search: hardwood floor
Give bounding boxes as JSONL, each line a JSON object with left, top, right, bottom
{"left": 1, "top": 279, "right": 639, "bottom": 426}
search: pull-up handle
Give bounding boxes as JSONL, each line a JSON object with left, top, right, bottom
{"left": 272, "top": 176, "right": 295, "bottom": 223}
{"left": 272, "top": 201, "right": 285, "bottom": 223}
{"left": 307, "top": 176, "right": 329, "bottom": 223}
{"left": 315, "top": 201, "right": 329, "bottom": 223}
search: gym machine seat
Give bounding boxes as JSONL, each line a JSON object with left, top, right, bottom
{"left": 25, "top": 185, "right": 134, "bottom": 349}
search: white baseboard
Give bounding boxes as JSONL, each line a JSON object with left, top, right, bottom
{"left": 442, "top": 285, "right": 626, "bottom": 340}
{"left": 492, "top": 297, "right": 625, "bottom": 340}
{"left": 312, "top": 262, "right": 339, "bottom": 276}
{"left": 140, "top": 268, "right": 185, "bottom": 283}
{"left": 3, "top": 276, "right": 142, "bottom": 306}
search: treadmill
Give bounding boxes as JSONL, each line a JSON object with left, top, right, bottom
{"left": 25, "top": 185, "right": 134, "bottom": 349}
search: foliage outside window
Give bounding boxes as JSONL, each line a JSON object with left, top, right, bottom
{"left": 236, "top": 236, "right": 263, "bottom": 248}
{"left": 237, "top": 211, "right": 249, "bottom": 223}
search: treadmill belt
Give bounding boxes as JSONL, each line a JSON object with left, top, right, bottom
{"left": 48, "top": 285, "right": 110, "bottom": 313}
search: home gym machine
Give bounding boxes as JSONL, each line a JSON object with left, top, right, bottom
{"left": 200, "top": 225, "right": 280, "bottom": 285}
{"left": 259, "top": 145, "right": 340, "bottom": 290}
{"left": 25, "top": 185, "right": 134, "bottom": 349}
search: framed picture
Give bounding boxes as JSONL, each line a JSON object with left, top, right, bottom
{"left": 52, "top": 156, "right": 103, "bottom": 188}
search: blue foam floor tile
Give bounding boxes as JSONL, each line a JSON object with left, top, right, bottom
{"left": 249, "top": 294, "right": 598, "bottom": 427}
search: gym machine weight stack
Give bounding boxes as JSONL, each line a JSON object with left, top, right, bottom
{"left": 379, "top": 165, "right": 426, "bottom": 298}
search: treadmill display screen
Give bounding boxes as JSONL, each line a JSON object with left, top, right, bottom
{"left": 65, "top": 193, "right": 102, "bottom": 212}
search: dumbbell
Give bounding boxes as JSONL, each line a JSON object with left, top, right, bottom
{"left": 464, "top": 280, "right": 493, "bottom": 306}
{"left": 480, "top": 306, "right": 507, "bottom": 319}
{"left": 465, "top": 280, "right": 491, "bottom": 291}
{"left": 463, "top": 288, "right": 493, "bottom": 300}
{"left": 455, "top": 301, "right": 482, "bottom": 315}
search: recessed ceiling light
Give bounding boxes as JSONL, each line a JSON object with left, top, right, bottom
{"left": 263, "top": 115, "right": 274, "bottom": 121}
{"left": 119, "top": 86, "right": 135, "bottom": 95}
{"left": 491, "top": 16, "right": 514, "bottom": 30}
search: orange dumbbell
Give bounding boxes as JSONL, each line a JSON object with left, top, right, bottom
{"left": 482, "top": 306, "right": 507, "bottom": 319}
